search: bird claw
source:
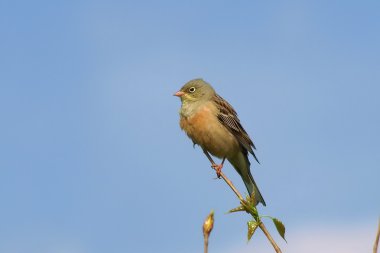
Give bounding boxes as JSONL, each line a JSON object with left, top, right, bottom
{"left": 211, "top": 163, "right": 223, "bottom": 178}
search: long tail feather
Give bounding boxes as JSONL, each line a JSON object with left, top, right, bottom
{"left": 228, "top": 152, "right": 266, "bottom": 206}
{"left": 245, "top": 171, "right": 266, "bottom": 206}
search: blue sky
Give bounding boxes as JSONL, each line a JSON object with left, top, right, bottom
{"left": 1, "top": 1, "right": 379, "bottom": 252}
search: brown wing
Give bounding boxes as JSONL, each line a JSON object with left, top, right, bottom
{"left": 213, "top": 94, "right": 260, "bottom": 163}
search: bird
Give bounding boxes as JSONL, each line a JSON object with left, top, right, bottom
{"left": 174, "top": 78, "right": 266, "bottom": 206}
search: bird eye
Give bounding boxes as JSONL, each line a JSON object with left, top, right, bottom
{"left": 189, "top": 87, "right": 196, "bottom": 93}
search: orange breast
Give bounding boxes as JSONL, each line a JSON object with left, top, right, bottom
{"left": 180, "top": 103, "right": 239, "bottom": 158}
{"left": 180, "top": 106, "right": 212, "bottom": 142}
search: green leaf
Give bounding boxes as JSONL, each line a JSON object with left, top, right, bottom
{"left": 247, "top": 220, "right": 259, "bottom": 241}
{"left": 272, "top": 218, "right": 287, "bottom": 242}
{"left": 228, "top": 205, "right": 245, "bottom": 213}
{"left": 242, "top": 200, "right": 259, "bottom": 220}
{"left": 250, "top": 205, "right": 259, "bottom": 219}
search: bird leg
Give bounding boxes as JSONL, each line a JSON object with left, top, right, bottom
{"left": 203, "top": 150, "right": 226, "bottom": 178}
{"left": 212, "top": 157, "right": 226, "bottom": 178}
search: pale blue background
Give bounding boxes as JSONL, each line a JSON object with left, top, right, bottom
{"left": 1, "top": 1, "right": 379, "bottom": 253}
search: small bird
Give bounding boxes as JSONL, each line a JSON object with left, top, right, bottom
{"left": 174, "top": 78, "right": 266, "bottom": 206}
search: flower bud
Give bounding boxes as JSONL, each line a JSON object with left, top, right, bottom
{"left": 203, "top": 210, "right": 214, "bottom": 238}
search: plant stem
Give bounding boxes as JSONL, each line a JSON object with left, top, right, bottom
{"left": 218, "top": 171, "right": 244, "bottom": 201}
{"left": 374, "top": 218, "right": 380, "bottom": 253}
{"left": 259, "top": 222, "right": 282, "bottom": 253}
{"left": 212, "top": 167, "right": 282, "bottom": 253}
{"left": 204, "top": 235, "right": 209, "bottom": 253}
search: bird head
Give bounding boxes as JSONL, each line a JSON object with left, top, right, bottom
{"left": 174, "top": 79, "right": 215, "bottom": 103}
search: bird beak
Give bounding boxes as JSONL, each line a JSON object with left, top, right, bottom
{"left": 174, "top": 91, "right": 185, "bottom": 97}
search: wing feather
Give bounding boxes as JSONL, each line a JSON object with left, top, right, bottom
{"left": 213, "top": 94, "right": 260, "bottom": 163}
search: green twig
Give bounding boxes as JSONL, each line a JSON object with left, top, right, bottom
{"left": 215, "top": 169, "right": 283, "bottom": 253}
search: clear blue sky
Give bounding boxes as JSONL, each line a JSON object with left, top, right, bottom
{"left": 1, "top": 1, "right": 379, "bottom": 253}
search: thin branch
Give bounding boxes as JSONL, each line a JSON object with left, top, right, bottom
{"left": 204, "top": 153, "right": 244, "bottom": 201}
{"left": 259, "top": 222, "right": 282, "bottom": 253}
{"left": 218, "top": 171, "right": 244, "bottom": 201}
{"left": 374, "top": 218, "right": 380, "bottom": 253}
{"left": 204, "top": 235, "right": 209, "bottom": 253}
{"left": 211, "top": 167, "right": 282, "bottom": 253}
{"left": 204, "top": 236, "right": 208, "bottom": 253}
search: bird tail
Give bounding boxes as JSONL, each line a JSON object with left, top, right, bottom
{"left": 229, "top": 152, "right": 266, "bottom": 206}
{"left": 245, "top": 171, "right": 266, "bottom": 206}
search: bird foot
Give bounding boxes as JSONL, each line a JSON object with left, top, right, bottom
{"left": 211, "top": 163, "right": 223, "bottom": 178}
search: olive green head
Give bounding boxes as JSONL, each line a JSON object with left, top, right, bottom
{"left": 174, "top": 79, "right": 215, "bottom": 102}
